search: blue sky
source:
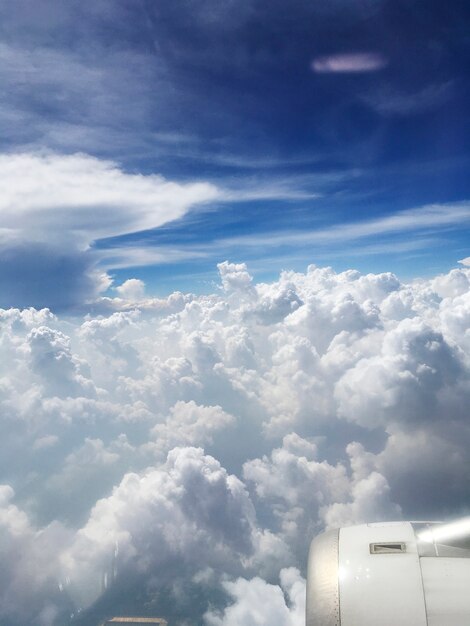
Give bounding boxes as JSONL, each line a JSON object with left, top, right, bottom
{"left": 1, "top": 0, "right": 470, "bottom": 306}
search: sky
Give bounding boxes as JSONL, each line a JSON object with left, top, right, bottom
{"left": 0, "top": 2, "right": 470, "bottom": 626}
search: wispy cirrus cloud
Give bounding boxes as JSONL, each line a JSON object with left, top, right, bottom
{"left": 363, "top": 81, "right": 454, "bottom": 116}
{"left": 312, "top": 52, "right": 388, "bottom": 73}
{"left": 202, "top": 202, "right": 470, "bottom": 254}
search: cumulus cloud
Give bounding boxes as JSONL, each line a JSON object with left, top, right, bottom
{"left": 147, "top": 401, "right": 235, "bottom": 458}
{"left": 60, "top": 447, "right": 259, "bottom": 610}
{"left": 28, "top": 325, "right": 97, "bottom": 398}
{"left": 0, "top": 485, "right": 72, "bottom": 626}
{"left": 321, "top": 442, "right": 401, "bottom": 528}
{"left": 218, "top": 261, "right": 255, "bottom": 295}
{"left": 0, "top": 261, "right": 469, "bottom": 624}
{"left": 334, "top": 316, "right": 465, "bottom": 429}
{"left": 205, "top": 568, "right": 305, "bottom": 626}
{"left": 115, "top": 278, "right": 146, "bottom": 301}
{"left": 243, "top": 433, "right": 400, "bottom": 556}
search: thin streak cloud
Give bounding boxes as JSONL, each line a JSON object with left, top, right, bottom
{"left": 218, "top": 202, "right": 470, "bottom": 249}
{"left": 312, "top": 52, "right": 388, "bottom": 73}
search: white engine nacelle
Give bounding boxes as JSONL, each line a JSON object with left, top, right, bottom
{"left": 306, "top": 518, "right": 470, "bottom": 626}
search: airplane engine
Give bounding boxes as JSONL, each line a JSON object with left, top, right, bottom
{"left": 306, "top": 518, "right": 470, "bottom": 626}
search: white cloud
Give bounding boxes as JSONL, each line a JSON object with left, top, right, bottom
{"left": 115, "top": 279, "right": 146, "bottom": 301}
{"left": 147, "top": 400, "right": 235, "bottom": 458}
{"left": 334, "top": 316, "right": 466, "bottom": 429}
{"left": 218, "top": 261, "right": 255, "bottom": 294}
{"left": 321, "top": 442, "right": 401, "bottom": 528}
{"left": 0, "top": 485, "right": 71, "bottom": 626}
{"left": 0, "top": 151, "right": 219, "bottom": 309}
{"left": 431, "top": 267, "right": 470, "bottom": 298}
{"left": 312, "top": 52, "right": 387, "bottom": 73}
{"left": 243, "top": 433, "right": 400, "bottom": 554}
{"left": 205, "top": 568, "right": 305, "bottom": 626}
{"left": 27, "top": 325, "right": 97, "bottom": 398}
{"left": 0, "top": 152, "right": 218, "bottom": 245}
{"left": 380, "top": 424, "right": 470, "bottom": 518}
{"left": 0, "top": 261, "right": 469, "bottom": 624}
{"left": 60, "top": 447, "right": 259, "bottom": 609}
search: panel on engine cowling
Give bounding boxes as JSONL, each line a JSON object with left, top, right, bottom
{"left": 306, "top": 528, "right": 341, "bottom": 626}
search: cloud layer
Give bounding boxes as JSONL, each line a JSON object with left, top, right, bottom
{"left": 0, "top": 261, "right": 469, "bottom": 624}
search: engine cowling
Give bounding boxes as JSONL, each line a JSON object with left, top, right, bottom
{"left": 306, "top": 518, "right": 470, "bottom": 626}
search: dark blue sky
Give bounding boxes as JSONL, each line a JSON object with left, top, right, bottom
{"left": 1, "top": 0, "right": 470, "bottom": 303}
